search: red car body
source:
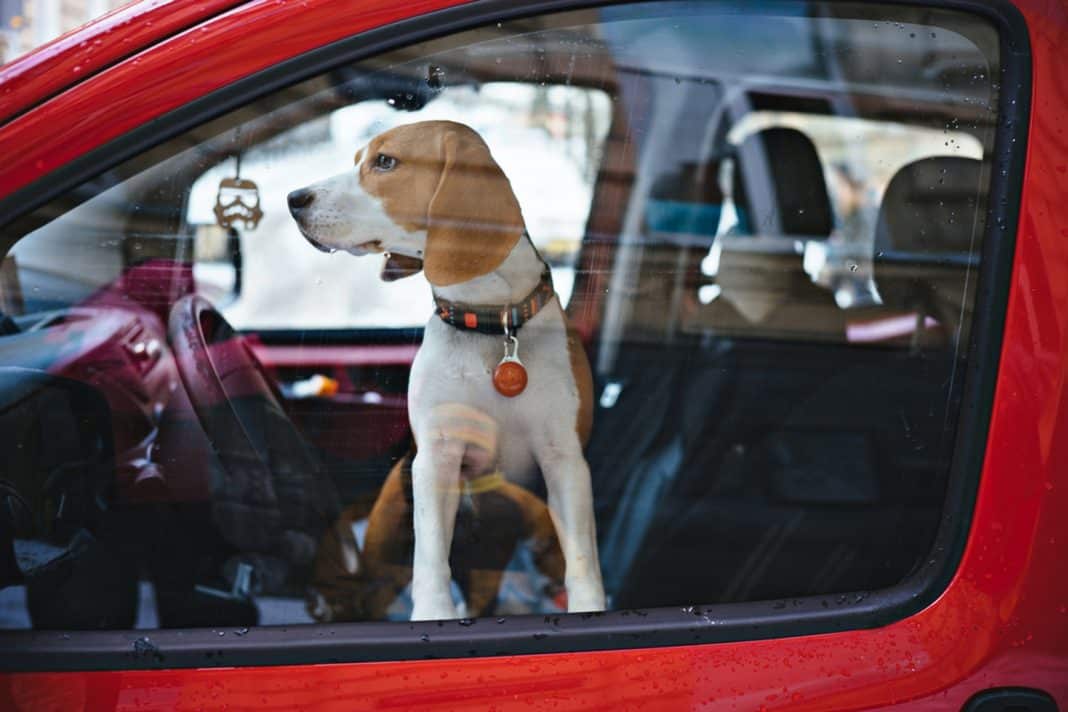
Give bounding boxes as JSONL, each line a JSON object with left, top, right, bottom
{"left": 0, "top": 0, "right": 1066, "bottom": 709}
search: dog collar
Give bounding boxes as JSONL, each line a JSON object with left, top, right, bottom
{"left": 433, "top": 265, "right": 555, "bottom": 335}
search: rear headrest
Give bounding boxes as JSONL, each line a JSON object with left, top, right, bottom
{"left": 872, "top": 156, "right": 984, "bottom": 348}
{"left": 732, "top": 127, "right": 833, "bottom": 238}
{"left": 874, "top": 156, "right": 983, "bottom": 256}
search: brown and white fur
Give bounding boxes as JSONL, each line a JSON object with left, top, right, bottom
{"left": 288, "top": 120, "right": 604, "bottom": 620}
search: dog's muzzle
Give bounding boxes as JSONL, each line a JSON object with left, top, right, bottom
{"left": 287, "top": 188, "right": 335, "bottom": 253}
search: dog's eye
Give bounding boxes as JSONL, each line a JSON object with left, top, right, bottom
{"left": 373, "top": 153, "right": 398, "bottom": 172}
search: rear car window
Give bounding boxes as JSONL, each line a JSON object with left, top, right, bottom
{"left": 0, "top": 0, "right": 1010, "bottom": 657}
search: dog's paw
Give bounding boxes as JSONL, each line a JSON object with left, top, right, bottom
{"left": 566, "top": 583, "right": 606, "bottom": 614}
{"left": 411, "top": 593, "right": 459, "bottom": 621}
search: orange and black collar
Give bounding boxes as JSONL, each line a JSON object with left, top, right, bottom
{"left": 434, "top": 267, "right": 556, "bottom": 335}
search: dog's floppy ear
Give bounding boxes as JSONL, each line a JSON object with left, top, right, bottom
{"left": 380, "top": 253, "right": 424, "bottom": 282}
{"left": 423, "top": 128, "right": 524, "bottom": 286}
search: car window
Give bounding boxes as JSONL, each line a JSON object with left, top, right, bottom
{"left": 714, "top": 111, "right": 984, "bottom": 310}
{"left": 187, "top": 83, "right": 611, "bottom": 329}
{"left": 0, "top": 0, "right": 1009, "bottom": 655}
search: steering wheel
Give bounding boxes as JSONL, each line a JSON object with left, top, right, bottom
{"left": 167, "top": 295, "right": 337, "bottom": 573}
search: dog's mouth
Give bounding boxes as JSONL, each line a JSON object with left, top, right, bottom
{"left": 299, "top": 230, "right": 383, "bottom": 256}
{"left": 302, "top": 233, "right": 336, "bottom": 254}
{"left": 344, "top": 240, "right": 385, "bottom": 256}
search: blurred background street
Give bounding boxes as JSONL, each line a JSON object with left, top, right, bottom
{"left": 1, "top": 0, "right": 127, "bottom": 65}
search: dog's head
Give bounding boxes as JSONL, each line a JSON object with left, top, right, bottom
{"left": 287, "top": 120, "right": 524, "bottom": 286}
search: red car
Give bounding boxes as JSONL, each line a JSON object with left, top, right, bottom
{"left": 0, "top": 0, "right": 1065, "bottom": 709}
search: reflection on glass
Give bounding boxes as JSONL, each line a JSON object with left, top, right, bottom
{"left": 0, "top": 1, "right": 1001, "bottom": 630}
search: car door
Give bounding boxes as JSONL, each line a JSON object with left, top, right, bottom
{"left": 0, "top": 0, "right": 1065, "bottom": 709}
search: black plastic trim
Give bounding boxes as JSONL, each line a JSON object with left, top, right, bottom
{"left": 963, "top": 687, "right": 1059, "bottom": 712}
{"left": 0, "top": 0, "right": 1033, "bottom": 672}
{"left": 254, "top": 327, "right": 424, "bottom": 346}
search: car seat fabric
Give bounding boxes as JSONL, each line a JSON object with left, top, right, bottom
{"left": 591, "top": 145, "right": 983, "bottom": 609}
{"left": 591, "top": 127, "right": 842, "bottom": 599}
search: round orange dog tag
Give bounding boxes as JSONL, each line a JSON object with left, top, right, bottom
{"left": 493, "top": 359, "right": 527, "bottom": 397}
{"left": 493, "top": 335, "right": 527, "bottom": 397}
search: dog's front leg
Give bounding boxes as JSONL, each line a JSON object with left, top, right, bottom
{"left": 535, "top": 441, "right": 606, "bottom": 613}
{"left": 410, "top": 439, "right": 463, "bottom": 620}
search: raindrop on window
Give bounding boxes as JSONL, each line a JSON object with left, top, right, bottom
{"left": 426, "top": 64, "right": 445, "bottom": 90}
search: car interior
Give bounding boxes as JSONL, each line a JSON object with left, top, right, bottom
{"left": 0, "top": 3, "right": 999, "bottom": 629}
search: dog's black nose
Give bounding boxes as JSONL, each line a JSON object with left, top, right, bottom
{"left": 288, "top": 188, "right": 314, "bottom": 212}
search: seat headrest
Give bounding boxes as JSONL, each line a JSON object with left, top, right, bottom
{"left": 731, "top": 127, "right": 833, "bottom": 238}
{"left": 874, "top": 156, "right": 983, "bottom": 256}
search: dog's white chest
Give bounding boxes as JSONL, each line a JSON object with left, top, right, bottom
{"left": 408, "top": 305, "right": 576, "bottom": 487}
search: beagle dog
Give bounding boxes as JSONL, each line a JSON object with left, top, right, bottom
{"left": 288, "top": 120, "right": 605, "bottom": 620}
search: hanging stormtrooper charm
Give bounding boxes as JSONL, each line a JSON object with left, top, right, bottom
{"left": 493, "top": 316, "right": 527, "bottom": 397}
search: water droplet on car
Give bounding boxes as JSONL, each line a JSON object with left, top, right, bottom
{"left": 458, "top": 618, "right": 474, "bottom": 627}
{"left": 133, "top": 636, "right": 162, "bottom": 660}
{"left": 420, "top": 633, "right": 430, "bottom": 642}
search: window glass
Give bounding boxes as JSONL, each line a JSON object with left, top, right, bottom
{"left": 187, "top": 84, "right": 611, "bottom": 329}
{"left": 716, "top": 111, "right": 984, "bottom": 309}
{"left": 0, "top": 1, "right": 1001, "bottom": 632}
